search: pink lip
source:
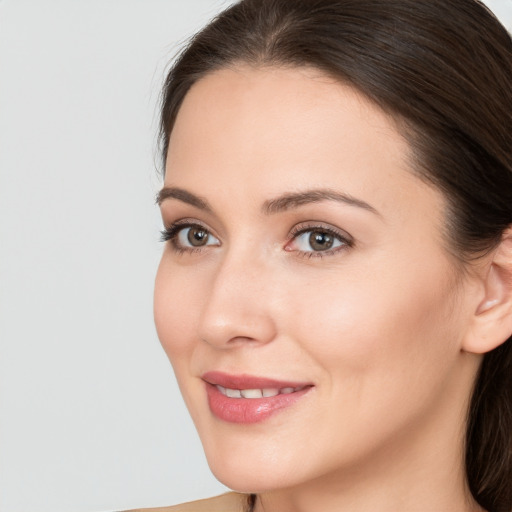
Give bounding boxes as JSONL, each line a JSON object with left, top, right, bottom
{"left": 202, "top": 371, "right": 313, "bottom": 424}
{"left": 202, "top": 371, "right": 309, "bottom": 390}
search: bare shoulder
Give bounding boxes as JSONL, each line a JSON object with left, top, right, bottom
{"left": 121, "top": 492, "right": 249, "bottom": 512}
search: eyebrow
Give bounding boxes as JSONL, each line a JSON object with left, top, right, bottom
{"left": 157, "top": 187, "right": 212, "bottom": 212}
{"left": 263, "top": 189, "right": 380, "bottom": 216}
{"left": 157, "top": 186, "right": 379, "bottom": 217}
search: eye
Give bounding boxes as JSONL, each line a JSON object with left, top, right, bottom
{"left": 161, "top": 222, "right": 220, "bottom": 252}
{"left": 294, "top": 229, "right": 345, "bottom": 252}
{"left": 177, "top": 226, "right": 214, "bottom": 247}
{"left": 286, "top": 224, "right": 352, "bottom": 256}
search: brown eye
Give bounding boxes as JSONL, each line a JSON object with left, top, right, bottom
{"left": 187, "top": 227, "right": 209, "bottom": 246}
{"left": 308, "top": 231, "right": 334, "bottom": 251}
{"left": 289, "top": 226, "right": 350, "bottom": 255}
{"left": 171, "top": 224, "right": 220, "bottom": 251}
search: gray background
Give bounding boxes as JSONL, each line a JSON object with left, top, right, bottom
{"left": 1, "top": 1, "right": 511, "bottom": 511}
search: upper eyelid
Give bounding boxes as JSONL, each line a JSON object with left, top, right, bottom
{"left": 159, "top": 201, "right": 222, "bottom": 230}
{"left": 160, "top": 219, "right": 213, "bottom": 239}
{"left": 160, "top": 207, "right": 226, "bottom": 232}
{"left": 289, "top": 222, "right": 353, "bottom": 240}
{"left": 164, "top": 217, "right": 214, "bottom": 233}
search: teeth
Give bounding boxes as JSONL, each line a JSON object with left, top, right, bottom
{"left": 241, "top": 389, "right": 263, "bottom": 399}
{"left": 216, "top": 385, "right": 306, "bottom": 398}
{"left": 225, "top": 388, "right": 242, "bottom": 398}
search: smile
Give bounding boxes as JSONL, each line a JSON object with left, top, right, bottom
{"left": 216, "top": 385, "right": 308, "bottom": 398}
{"left": 202, "top": 372, "right": 313, "bottom": 424}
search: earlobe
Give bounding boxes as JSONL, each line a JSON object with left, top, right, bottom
{"left": 463, "top": 229, "right": 512, "bottom": 354}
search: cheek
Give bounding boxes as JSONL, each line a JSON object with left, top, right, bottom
{"left": 154, "top": 256, "right": 199, "bottom": 363}
{"left": 271, "top": 256, "right": 465, "bottom": 466}
{"left": 284, "top": 253, "right": 462, "bottom": 396}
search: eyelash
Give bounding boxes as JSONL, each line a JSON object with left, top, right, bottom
{"left": 160, "top": 220, "right": 353, "bottom": 258}
{"left": 160, "top": 219, "right": 213, "bottom": 255}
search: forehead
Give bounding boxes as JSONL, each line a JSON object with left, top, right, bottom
{"left": 164, "top": 66, "right": 443, "bottom": 230}
{"left": 168, "top": 66, "right": 404, "bottom": 159}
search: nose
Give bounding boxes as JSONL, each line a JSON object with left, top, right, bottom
{"left": 197, "top": 250, "right": 277, "bottom": 349}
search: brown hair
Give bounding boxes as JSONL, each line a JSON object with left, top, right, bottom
{"left": 159, "top": 1, "right": 512, "bottom": 510}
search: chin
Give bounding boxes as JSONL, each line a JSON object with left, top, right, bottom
{"left": 202, "top": 436, "right": 310, "bottom": 494}
{"left": 210, "top": 464, "right": 288, "bottom": 494}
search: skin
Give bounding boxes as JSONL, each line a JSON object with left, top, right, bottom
{"left": 154, "top": 66, "right": 487, "bottom": 512}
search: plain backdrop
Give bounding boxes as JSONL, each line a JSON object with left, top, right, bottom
{"left": 0, "top": 1, "right": 511, "bottom": 511}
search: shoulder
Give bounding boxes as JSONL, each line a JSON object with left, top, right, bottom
{"left": 121, "top": 492, "right": 249, "bottom": 512}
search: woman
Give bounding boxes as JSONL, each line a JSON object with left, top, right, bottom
{"left": 136, "top": 0, "right": 512, "bottom": 511}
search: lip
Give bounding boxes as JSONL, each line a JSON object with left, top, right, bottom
{"left": 202, "top": 371, "right": 313, "bottom": 424}
{"left": 202, "top": 371, "right": 310, "bottom": 390}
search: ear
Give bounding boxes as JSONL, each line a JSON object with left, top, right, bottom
{"left": 462, "top": 228, "right": 512, "bottom": 354}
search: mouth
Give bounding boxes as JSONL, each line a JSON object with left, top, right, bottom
{"left": 215, "top": 385, "right": 308, "bottom": 399}
{"left": 202, "top": 371, "right": 313, "bottom": 424}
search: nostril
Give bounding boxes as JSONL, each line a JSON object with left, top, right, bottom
{"left": 200, "top": 335, "right": 259, "bottom": 347}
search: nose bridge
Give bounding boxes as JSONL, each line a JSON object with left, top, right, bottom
{"left": 197, "top": 244, "right": 276, "bottom": 348}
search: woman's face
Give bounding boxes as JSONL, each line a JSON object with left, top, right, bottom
{"left": 154, "top": 67, "right": 477, "bottom": 492}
